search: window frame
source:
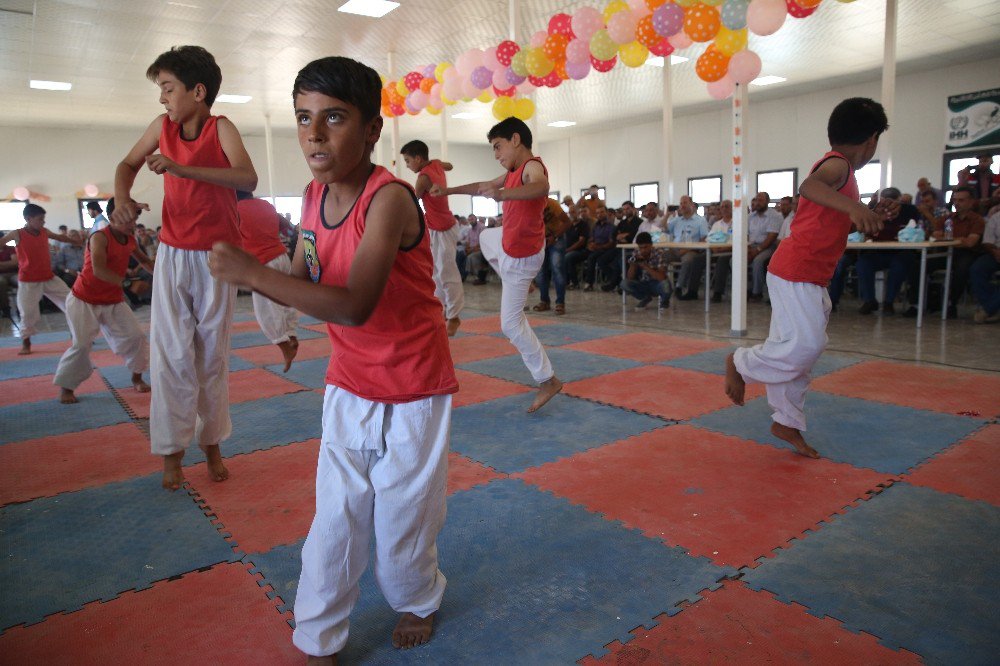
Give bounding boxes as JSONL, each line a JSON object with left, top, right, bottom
{"left": 579, "top": 186, "right": 607, "bottom": 201}
{"left": 630, "top": 181, "right": 660, "bottom": 207}
{"left": 687, "top": 175, "right": 723, "bottom": 217}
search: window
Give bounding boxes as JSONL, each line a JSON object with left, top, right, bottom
{"left": 1, "top": 201, "right": 27, "bottom": 237}
{"left": 855, "top": 161, "right": 881, "bottom": 204}
{"left": 688, "top": 176, "right": 722, "bottom": 216}
{"left": 471, "top": 195, "right": 499, "bottom": 218}
{"left": 78, "top": 198, "right": 111, "bottom": 230}
{"left": 755, "top": 169, "right": 797, "bottom": 201}
{"left": 548, "top": 190, "right": 560, "bottom": 202}
{"left": 630, "top": 182, "right": 659, "bottom": 207}
{"left": 269, "top": 196, "right": 303, "bottom": 227}
{"left": 944, "top": 150, "right": 999, "bottom": 189}
{"left": 579, "top": 186, "right": 606, "bottom": 201}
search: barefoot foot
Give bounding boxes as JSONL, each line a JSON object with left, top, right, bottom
{"left": 60, "top": 388, "right": 78, "bottom": 404}
{"left": 771, "top": 422, "right": 820, "bottom": 459}
{"left": 392, "top": 612, "right": 434, "bottom": 649}
{"left": 18, "top": 338, "right": 31, "bottom": 356}
{"left": 724, "top": 353, "right": 745, "bottom": 406}
{"left": 201, "top": 443, "right": 230, "bottom": 482}
{"left": 305, "top": 654, "right": 338, "bottom": 665}
{"left": 162, "top": 452, "right": 186, "bottom": 491}
{"left": 131, "top": 373, "right": 150, "bottom": 393}
{"left": 278, "top": 336, "right": 299, "bottom": 373}
{"left": 528, "top": 376, "right": 563, "bottom": 413}
{"left": 446, "top": 317, "right": 461, "bottom": 337}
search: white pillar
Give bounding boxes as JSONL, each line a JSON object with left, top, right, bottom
{"left": 387, "top": 51, "right": 401, "bottom": 177}
{"left": 263, "top": 112, "right": 276, "bottom": 198}
{"left": 879, "top": 0, "right": 897, "bottom": 190}
{"left": 730, "top": 83, "right": 748, "bottom": 337}
{"left": 661, "top": 59, "right": 674, "bottom": 205}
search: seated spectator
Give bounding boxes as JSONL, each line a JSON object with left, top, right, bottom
{"left": 744, "top": 191, "right": 782, "bottom": 301}
{"left": 464, "top": 214, "right": 489, "bottom": 285}
{"left": 971, "top": 209, "right": 1000, "bottom": 323}
{"left": 604, "top": 201, "right": 643, "bottom": 291}
{"left": 637, "top": 202, "right": 666, "bottom": 235}
{"left": 709, "top": 200, "right": 735, "bottom": 302}
{"left": 621, "top": 232, "right": 671, "bottom": 309}
{"left": 927, "top": 186, "right": 985, "bottom": 318}
{"left": 51, "top": 225, "right": 70, "bottom": 253}
{"left": 665, "top": 195, "right": 709, "bottom": 300}
{"left": 916, "top": 177, "right": 947, "bottom": 208}
{"left": 777, "top": 195, "right": 795, "bottom": 240}
{"left": 855, "top": 187, "right": 916, "bottom": 315}
{"left": 916, "top": 189, "right": 949, "bottom": 236}
{"left": 564, "top": 208, "right": 592, "bottom": 290}
{"left": 705, "top": 202, "right": 720, "bottom": 225}
{"left": 582, "top": 205, "right": 617, "bottom": 291}
{"left": 54, "top": 229, "right": 85, "bottom": 286}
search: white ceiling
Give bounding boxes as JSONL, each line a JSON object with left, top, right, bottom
{"left": 1, "top": 0, "right": 999, "bottom": 144}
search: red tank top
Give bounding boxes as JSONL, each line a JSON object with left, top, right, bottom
{"left": 16, "top": 227, "right": 53, "bottom": 282}
{"left": 237, "top": 198, "right": 287, "bottom": 265}
{"left": 418, "top": 160, "right": 455, "bottom": 232}
{"left": 300, "top": 166, "right": 458, "bottom": 403}
{"left": 768, "top": 151, "right": 860, "bottom": 287}
{"left": 73, "top": 226, "right": 136, "bottom": 305}
{"left": 501, "top": 157, "right": 547, "bottom": 258}
{"left": 158, "top": 115, "right": 241, "bottom": 251}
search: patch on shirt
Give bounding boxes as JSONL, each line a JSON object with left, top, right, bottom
{"left": 302, "top": 229, "right": 321, "bottom": 283}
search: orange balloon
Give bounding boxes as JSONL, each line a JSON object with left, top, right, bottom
{"left": 543, "top": 33, "right": 570, "bottom": 62}
{"left": 645, "top": 0, "right": 667, "bottom": 8}
{"left": 695, "top": 44, "right": 730, "bottom": 82}
{"left": 419, "top": 77, "right": 435, "bottom": 94}
{"left": 684, "top": 2, "right": 722, "bottom": 42}
{"left": 636, "top": 14, "right": 659, "bottom": 49}
{"left": 797, "top": 0, "right": 822, "bottom": 6}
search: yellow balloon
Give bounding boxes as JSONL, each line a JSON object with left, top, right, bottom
{"left": 714, "top": 26, "right": 747, "bottom": 56}
{"left": 395, "top": 79, "right": 409, "bottom": 97}
{"left": 493, "top": 96, "right": 515, "bottom": 120}
{"left": 674, "top": 0, "right": 697, "bottom": 6}
{"left": 434, "top": 62, "right": 452, "bottom": 83}
{"left": 619, "top": 41, "right": 649, "bottom": 68}
{"left": 513, "top": 97, "right": 535, "bottom": 120}
{"left": 427, "top": 105, "right": 442, "bottom": 115}
{"left": 603, "top": 0, "right": 629, "bottom": 23}
{"left": 477, "top": 89, "right": 495, "bottom": 103}
{"left": 525, "top": 48, "right": 555, "bottom": 77}
{"left": 703, "top": 0, "right": 724, "bottom": 5}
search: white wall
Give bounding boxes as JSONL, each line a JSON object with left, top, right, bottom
{"left": 539, "top": 57, "right": 1000, "bottom": 207}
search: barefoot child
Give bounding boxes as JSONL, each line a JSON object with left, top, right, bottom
{"left": 431, "top": 117, "right": 562, "bottom": 412}
{"left": 236, "top": 191, "right": 299, "bottom": 371}
{"left": 725, "top": 97, "right": 890, "bottom": 458}
{"left": 208, "top": 56, "right": 457, "bottom": 662}
{"left": 400, "top": 140, "right": 464, "bottom": 336}
{"left": 0, "top": 204, "right": 82, "bottom": 355}
{"left": 111, "top": 45, "right": 258, "bottom": 490}
{"left": 54, "top": 198, "right": 153, "bottom": 403}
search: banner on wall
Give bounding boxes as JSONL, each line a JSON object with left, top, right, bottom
{"left": 945, "top": 88, "right": 1000, "bottom": 151}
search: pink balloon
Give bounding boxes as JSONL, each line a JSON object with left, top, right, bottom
{"left": 628, "top": 0, "right": 651, "bottom": 17}
{"left": 566, "top": 59, "right": 591, "bottom": 80}
{"left": 565, "top": 38, "right": 590, "bottom": 64}
{"left": 431, "top": 82, "right": 442, "bottom": 97}
{"left": 728, "top": 49, "right": 761, "bottom": 83}
{"left": 492, "top": 67, "right": 509, "bottom": 90}
{"left": 429, "top": 93, "right": 443, "bottom": 110}
{"left": 530, "top": 30, "right": 548, "bottom": 48}
{"left": 517, "top": 80, "right": 537, "bottom": 95}
{"left": 747, "top": 0, "right": 786, "bottom": 36}
{"left": 408, "top": 90, "right": 428, "bottom": 110}
{"left": 607, "top": 11, "right": 638, "bottom": 44}
{"left": 461, "top": 78, "right": 480, "bottom": 99}
{"left": 707, "top": 74, "right": 735, "bottom": 100}
{"left": 482, "top": 46, "right": 502, "bottom": 71}
{"left": 572, "top": 6, "right": 604, "bottom": 41}
{"left": 669, "top": 31, "right": 693, "bottom": 50}
{"left": 443, "top": 77, "right": 462, "bottom": 99}
{"left": 456, "top": 48, "right": 483, "bottom": 75}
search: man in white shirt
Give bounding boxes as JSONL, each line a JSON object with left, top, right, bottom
{"left": 777, "top": 195, "right": 795, "bottom": 241}
{"left": 666, "top": 195, "right": 710, "bottom": 300}
{"left": 87, "top": 201, "right": 109, "bottom": 231}
{"left": 637, "top": 202, "right": 666, "bottom": 236}
{"left": 745, "top": 191, "right": 783, "bottom": 301}
{"left": 709, "top": 200, "right": 733, "bottom": 301}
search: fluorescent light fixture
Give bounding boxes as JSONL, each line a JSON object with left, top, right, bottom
{"left": 338, "top": 0, "right": 399, "bottom": 18}
{"left": 451, "top": 112, "right": 478, "bottom": 120}
{"left": 646, "top": 55, "right": 689, "bottom": 67}
{"left": 216, "top": 94, "right": 252, "bottom": 104}
{"left": 30, "top": 79, "right": 72, "bottom": 91}
{"left": 166, "top": 2, "right": 201, "bottom": 7}
{"left": 547, "top": 121, "right": 576, "bottom": 128}
{"left": 751, "top": 75, "right": 786, "bottom": 86}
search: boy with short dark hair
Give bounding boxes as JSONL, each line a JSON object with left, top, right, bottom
{"left": 112, "top": 44, "right": 258, "bottom": 490}
{"left": 87, "top": 201, "right": 110, "bottom": 232}
{"left": 0, "top": 204, "right": 82, "bottom": 355}
{"left": 432, "top": 117, "right": 562, "bottom": 412}
{"left": 400, "top": 139, "right": 464, "bottom": 336}
{"left": 725, "top": 97, "right": 891, "bottom": 458}
{"left": 208, "top": 56, "right": 457, "bottom": 662}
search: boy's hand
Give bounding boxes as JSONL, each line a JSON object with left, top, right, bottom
{"left": 849, "top": 202, "right": 884, "bottom": 236}
{"left": 873, "top": 197, "right": 900, "bottom": 221}
{"left": 428, "top": 184, "right": 446, "bottom": 197}
{"left": 208, "top": 242, "right": 259, "bottom": 287}
{"left": 110, "top": 199, "right": 149, "bottom": 226}
{"left": 145, "top": 153, "right": 179, "bottom": 176}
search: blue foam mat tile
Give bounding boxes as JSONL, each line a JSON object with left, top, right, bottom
{"left": 491, "top": 322, "right": 625, "bottom": 347}
{"left": 458, "top": 347, "right": 641, "bottom": 385}
{"left": 230, "top": 327, "right": 324, "bottom": 350}
{"left": 0, "top": 472, "right": 236, "bottom": 630}
{"left": 0, "top": 355, "right": 61, "bottom": 381}
{"left": 183, "top": 391, "right": 324, "bottom": 465}
{"left": 296, "top": 315, "right": 323, "bottom": 326}
{"left": 661, "top": 346, "right": 861, "bottom": 378}
{"left": 450, "top": 392, "right": 665, "bottom": 473}
{"left": 456, "top": 308, "right": 493, "bottom": 320}
{"left": 0, "top": 393, "right": 129, "bottom": 446}
{"left": 266, "top": 357, "right": 328, "bottom": 390}
{"left": 249, "top": 480, "right": 731, "bottom": 664}
{"left": 743, "top": 483, "right": 1000, "bottom": 665}
{"left": 0, "top": 331, "right": 70, "bottom": 348}
{"left": 690, "top": 392, "right": 983, "bottom": 474}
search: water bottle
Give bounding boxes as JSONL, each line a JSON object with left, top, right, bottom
{"left": 682, "top": 227, "right": 691, "bottom": 243}
{"left": 944, "top": 217, "right": 953, "bottom": 241}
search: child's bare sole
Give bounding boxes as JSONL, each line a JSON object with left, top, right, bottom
{"left": 528, "top": 376, "right": 562, "bottom": 413}
{"left": 724, "top": 353, "right": 745, "bottom": 406}
{"left": 392, "top": 612, "right": 434, "bottom": 649}
{"left": 305, "top": 655, "right": 338, "bottom": 665}
{"left": 771, "top": 422, "right": 820, "bottom": 459}
{"left": 60, "top": 388, "right": 78, "bottom": 404}
{"left": 162, "top": 452, "right": 185, "bottom": 491}
{"left": 201, "top": 444, "right": 230, "bottom": 482}
{"left": 446, "top": 318, "right": 461, "bottom": 337}
{"left": 18, "top": 340, "right": 31, "bottom": 356}
{"left": 278, "top": 337, "right": 299, "bottom": 373}
{"left": 132, "top": 373, "right": 150, "bottom": 393}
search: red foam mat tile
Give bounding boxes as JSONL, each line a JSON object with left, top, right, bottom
{"left": 812, "top": 360, "right": 1000, "bottom": 418}
{"left": 448, "top": 334, "right": 517, "bottom": 364}
{"left": 564, "top": 332, "right": 729, "bottom": 363}
{"left": 228, "top": 368, "right": 307, "bottom": 402}
{"left": 582, "top": 581, "right": 921, "bottom": 665}
{"left": 517, "top": 425, "right": 890, "bottom": 568}
{"left": 0, "top": 423, "right": 158, "bottom": 506}
{"left": 459, "top": 314, "right": 555, "bottom": 335}
{"left": 565, "top": 365, "right": 764, "bottom": 421}
{"left": 0, "top": 562, "right": 300, "bottom": 665}
{"left": 232, "top": 336, "right": 331, "bottom": 366}
{"left": 453, "top": 368, "right": 530, "bottom": 408}
{"left": 0, "top": 372, "right": 106, "bottom": 408}
{"left": 232, "top": 319, "right": 263, "bottom": 332}
{"left": 447, "top": 452, "right": 506, "bottom": 493}
{"left": 905, "top": 424, "right": 1000, "bottom": 506}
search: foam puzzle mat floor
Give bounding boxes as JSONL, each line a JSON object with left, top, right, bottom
{"left": 1, "top": 308, "right": 997, "bottom": 664}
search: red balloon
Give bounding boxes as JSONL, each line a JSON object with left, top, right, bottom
{"left": 404, "top": 71, "right": 423, "bottom": 91}
{"left": 541, "top": 71, "right": 562, "bottom": 87}
{"left": 590, "top": 54, "right": 617, "bottom": 72}
{"left": 496, "top": 40, "right": 521, "bottom": 66}
{"left": 528, "top": 74, "right": 547, "bottom": 87}
{"left": 548, "top": 12, "right": 575, "bottom": 38}
{"left": 649, "top": 37, "right": 675, "bottom": 57}
{"left": 785, "top": 0, "right": 818, "bottom": 18}
{"left": 493, "top": 84, "right": 516, "bottom": 97}
{"left": 390, "top": 103, "right": 405, "bottom": 116}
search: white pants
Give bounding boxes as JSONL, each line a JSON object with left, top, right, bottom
{"left": 293, "top": 387, "right": 451, "bottom": 657}
{"left": 16, "top": 276, "right": 70, "bottom": 338}
{"left": 479, "top": 228, "right": 554, "bottom": 384}
{"left": 149, "top": 245, "right": 236, "bottom": 456}
{"left": 54, "top": 293, "right": 149, "bottom": 390}
{"left": 429, "top": 227, "right": 465, "bottom": 320}
{"left": 252, "top": 253, "right": 299, "bottom": 344}
{"left": 733, "top": 273, "right": 830, "bottom": 431}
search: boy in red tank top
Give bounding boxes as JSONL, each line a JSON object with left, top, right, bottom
{"left": 725, "top": 98, "right": 891, "bottom": 458}
{"left": 0, "top": 204, "right": 82, "bottom": 355}
{"left": 400, "top": 140, "right": 465, "bottom": 336}
{"left": 432, "top": 117, "right": 562, "bottom": 413}
{"left": 208, "top": 57, "right": 457, "bottom": 662}
{"left": 54, "top": 197, "right": 154, "bottom": 404}
{"left": 111, "top": 45, "right": 258, "bottom": 491}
